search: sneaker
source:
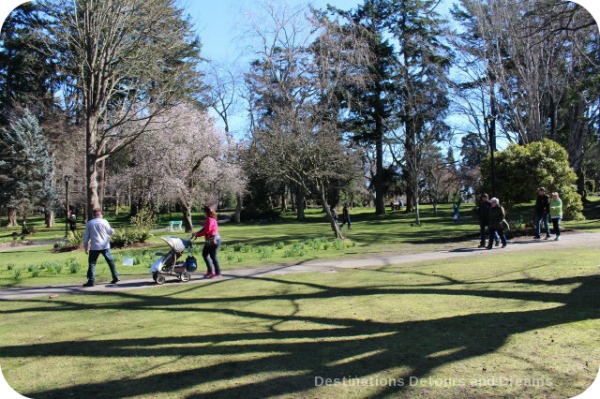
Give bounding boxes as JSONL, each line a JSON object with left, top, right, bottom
{"left": 486, "top": 247, "right": 492, "bottom": 250}
{"left": 545, "top": 235, "right": 551, "bottom": 240}
{"left": 83, "top": 281, "right": 94, "bottom": 287}
{"left": 211, "top": 274, "right": 222, "bottom": 279}
{"left": 110, "top": 278, "right": 120, "bottom": 284}
{"left": 495, "top": 241, "right": 499, "bottom": 247}
{"left": 555, "top": 236, "right": 560, "bottom": 241}
{"left": 203, "top": 272, "right": 214, "bottom": 278}
{"left": 533, "top": 236, "right": 541, "bottom": 239}
{"left": 501, "top": 244, "right": 507, "bottom": 248}
{"left": 477, "top": 244, "right": 485, "bottom": 248}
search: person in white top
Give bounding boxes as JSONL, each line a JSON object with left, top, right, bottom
{"left": 82, "top": 208, "right": 119, "bottom": 287}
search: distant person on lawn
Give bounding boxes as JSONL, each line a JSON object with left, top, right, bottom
{"left": 478, "top": 193, "right": 498, "bottom": 248}
{"left": 534, "top": 187, "right": 551, "bottom": 239}
{"left": 549, "top": 192, "right": 563, "bottom": 241}
{"left": 487, "top": 197, "right": 508, "bottom": 249}
{"left": 340, "top": 203, "right": 352, "bottom": 230}
{"left": 82, "top": 208, "right": 119, "bottom": 287}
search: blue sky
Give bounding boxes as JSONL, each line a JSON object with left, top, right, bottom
{"left": 187, "top": 0, "right": 362, "bottom": 63}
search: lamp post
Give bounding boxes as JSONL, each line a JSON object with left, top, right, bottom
{"left": 64, "top": 175, "right": 71, "bottom": 238}
{"left": 485, "top": 115, "right": 497, "bottom": 197}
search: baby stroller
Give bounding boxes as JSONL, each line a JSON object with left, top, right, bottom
{"left": 150, "top": 236, "right": 197, "bottom": 285}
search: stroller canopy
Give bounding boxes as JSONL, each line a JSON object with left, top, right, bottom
{"left": 161, "top": 236, "right": 191, "bottom": 253}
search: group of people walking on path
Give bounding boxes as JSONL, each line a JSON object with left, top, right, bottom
{"left": 80, "top": 187, "right": 563, "bottom": 285}
{"left": 478, "top": 187, "right": 563, "bottom": 250}
{"left": 81, "top": 205, "right": 222, "bottom": 286}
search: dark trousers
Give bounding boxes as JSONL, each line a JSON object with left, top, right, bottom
{"left": 87, "top": 249, "right": 118, "bottom": 282}
{"left": 551, "top": 218, "right": 561, "bottom": 236}
{"left": 480, "top": 224, "right": 499, "bottom": 246}
{"left": 202, "top": 240, "right": 221, "bottom": 274}
{"left": 341, "top": 216, "right": 351, "bottom": 229}
{"left": 487, "top": 228, "right": 507, "bottom": 248}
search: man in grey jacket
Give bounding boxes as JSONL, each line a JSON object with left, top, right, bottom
{"left": 82, "top": 208, "right": 119, "bottom": 287}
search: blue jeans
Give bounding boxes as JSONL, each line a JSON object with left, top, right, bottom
{"left": 87, "top": 249, "right": 118, "bottom": 282}
{"left": 535, "top": 213, "right": 550, "bottom": 237}
{"left": 202, "top": 238, "right": 221, "bottom": 275}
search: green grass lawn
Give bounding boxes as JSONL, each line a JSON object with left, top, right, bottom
{"left": 0, "top": 245, "right": 598, "bottom": 398}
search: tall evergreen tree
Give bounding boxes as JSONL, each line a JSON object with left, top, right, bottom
{"left": 0, "top": 109, "right": 56, "bottom": 226}
{"left": 0, "top": 2, "right": 57, "bottom": 125}
{"left": 384, "top": 0, "right": 452, "bottom": 224}
{"left": 327, "top": 0, "right": 400, "bottom": 216}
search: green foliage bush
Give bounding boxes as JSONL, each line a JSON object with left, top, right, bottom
{"left": 67, "top": 230, "right": 83, "bottom": 247}
{"left": 67, "top": 258, "right": 82, "bottom": 274}
{"left": 130, "top": 207, "right": 156, "bottom": 231}
{"left": 111, "top": 228, "right": 151, "bottom": 248}
{"left": 12, "top": 268, "right": 23, "bottom": 281}
{"left": 481, "top": 139, "right": 583, "bottom": 220}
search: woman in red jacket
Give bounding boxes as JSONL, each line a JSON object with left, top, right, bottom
{"left": 193, "top": 206, "right": 222, "bottom": 278}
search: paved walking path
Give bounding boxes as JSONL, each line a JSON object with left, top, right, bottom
{"left": 0, "top": 231, "right": 598, "bottom": 300}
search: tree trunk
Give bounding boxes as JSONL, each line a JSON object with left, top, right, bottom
{"left": 8, "top": 208, "right": 17, "bottom": 227}
{"left": 85, "top": 120, "right": 101, "bottom": 220}
{"left": 281, "top": 188, "right": 288, "bottom": 212}
{"left": 45, "top": 210, "right": 55, "bottom": 228}
{"left": 234, "top": 192, "right": 242, "bottom": 223}
{"left": 182, "top": 204, "right": 194, "bottom": 233}
{"left": 98, "top": 158, "right": 106, "bottom": 210}
{"left": 320, "top": 183, "right": 343, "bottom": 239}
{"left": 295, "top": 190, "right": 305, "bottom": 221}
{"left": 413, "top": 181, "right": 421, "bottom": 226}
{"left": 115, "top": 192, "right": 120, "bottom": 215}
{"left": 374, "top": 114, "right": 386, "bottom": 216}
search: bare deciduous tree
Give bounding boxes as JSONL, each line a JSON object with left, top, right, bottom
{"left": 40, "top": 0, "right": 202, "bottom": 218}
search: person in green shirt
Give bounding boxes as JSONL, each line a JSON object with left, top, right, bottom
{"left": 549, "top": 192, "right": 563, "bottom": 241}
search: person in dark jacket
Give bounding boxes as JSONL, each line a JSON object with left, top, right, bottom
{"left": 534, "top": 187, "right": 551, "bottom": 239}
{"left": 487, "top": 197, "right": 507, "bottom": 249}
{"left": 478, "top": 194, "right": 498, "bottom": 248}
{"left": 340, "top": 203, "right": 352, "bottom": 230}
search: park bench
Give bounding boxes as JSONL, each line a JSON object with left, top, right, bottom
{"left": 166, "top": 221, "right": 183, "bottom": 232}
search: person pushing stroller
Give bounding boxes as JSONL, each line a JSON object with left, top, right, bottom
{"left": 193, "top": 206, "right": 222, "bottom": 279}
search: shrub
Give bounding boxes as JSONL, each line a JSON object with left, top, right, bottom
{"left": 258, "top": 246, "right": 274, "bottom": 259}
{"left": 130, "top": 207, "right": 157, "bottom": 231}
{"left": 332, "top": 238, "right": 346, "bottom": 250}
{"left": 67, "top": 230, "right": 83, "bottom": 247}
{"left": 12, "top": 268, "right": 23, "bottom": 281}
{"left": 111, "top": 228, "right": 151, "bottom": 247}
{"left": 68, "top": 259, "right": 82, "bottom": 274}
{"left": 27, "top": 264, "right": 40, "bottom": 277}
{"left": 481, "top": 139, "right": 584, "bottom": 220}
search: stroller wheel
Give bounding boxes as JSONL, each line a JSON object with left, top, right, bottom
{"left": 154, "top": 273, "right": 166, "bottom": 285}
{"left": 180, "top": 271, "right": 191, "bottom": 282}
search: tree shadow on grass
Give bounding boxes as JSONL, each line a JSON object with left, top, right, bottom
{"left": 1, "top": 272, "right": 599, "bottom": 398}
